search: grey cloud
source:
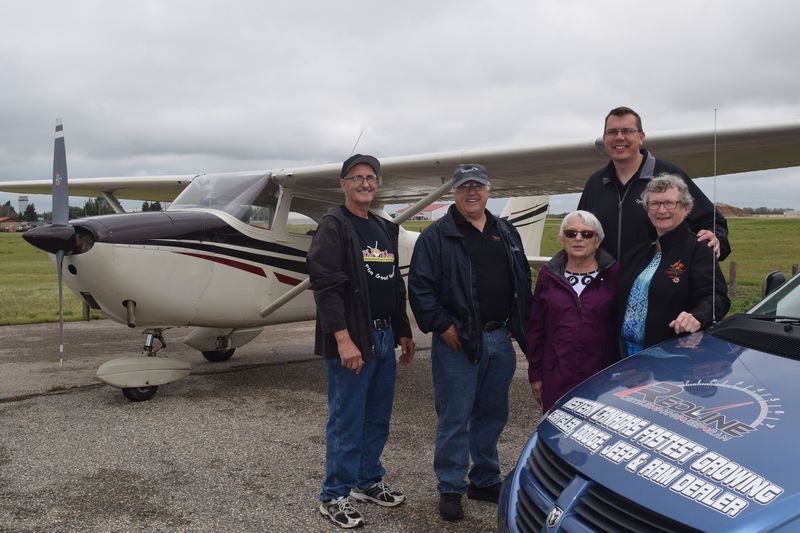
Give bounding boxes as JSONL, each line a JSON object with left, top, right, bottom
{"left": 1, "top": 0, "right": 799, "bottom": 211}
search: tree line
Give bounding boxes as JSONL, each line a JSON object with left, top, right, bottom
{"left": 739, "top": 206, "right": 794, "bottom": 215}
{"left": 1, "top": 198, "right": 162, "bottom": 222}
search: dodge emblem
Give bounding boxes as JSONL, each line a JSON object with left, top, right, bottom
{"left": 547, "top": 505, "right": 564, "bottom": 527}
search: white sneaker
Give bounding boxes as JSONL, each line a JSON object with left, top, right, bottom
{"left": 350, "top": 480, "right": 406, "bottom": 507}
{"left": 319, "top": 495, "right": 365, "bottom": 528}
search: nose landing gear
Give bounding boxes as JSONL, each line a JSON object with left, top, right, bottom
{"left": 96, "top": 328, "right": 191, "bottom": 402}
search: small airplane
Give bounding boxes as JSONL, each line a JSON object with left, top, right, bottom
{"left": 2, "top": 119, "right": 800, "bottom": 401}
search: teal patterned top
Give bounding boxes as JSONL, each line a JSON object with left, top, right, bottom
{"left": 621, "top": 251, "right": 662, "bottom": 356}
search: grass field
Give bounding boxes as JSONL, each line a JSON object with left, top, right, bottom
{"left": 0, "top": 233, "right": 104, "bottom": 325}
{"left": 1, "top": 217, "right": 798, "bottom": 325}
{"left": 531, "top": 217, "right": 800, "bottom": 314}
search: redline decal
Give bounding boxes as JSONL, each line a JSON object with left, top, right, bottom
{"left": 614, "top": 381, "right": 782, "bottom": 440}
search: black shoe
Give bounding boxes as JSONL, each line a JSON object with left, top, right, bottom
{"left": 467, "top": 482, "right": 502, "bottom": 503}
{"left": 439, "top": 492, "right": 464, "bottom": 521}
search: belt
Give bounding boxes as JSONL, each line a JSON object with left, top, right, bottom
{"left": 372, "top": 317, "right": 391, "bottom": 330}
{"left": 481, "top": 320, "right": 507, "bottom": 332}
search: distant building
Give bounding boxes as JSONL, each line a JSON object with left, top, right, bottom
{"left": 18, "top": 196, "right": 29, "bottom": 215}
{"left": 0, "top": 216, "right": 22, "bottom": 231}
{"left": 784, "top": 209, "right": 798, "bottom": 218}
{"left": 395, "top": 202, "right": 451, "bottom": 221}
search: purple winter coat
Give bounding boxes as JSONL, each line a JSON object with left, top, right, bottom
{"left": 525, "top": 248, "right": 620, "bottom": 412}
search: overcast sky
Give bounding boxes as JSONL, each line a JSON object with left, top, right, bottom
{"left": 1, "top": 1, "right": 799, "bottom": 214}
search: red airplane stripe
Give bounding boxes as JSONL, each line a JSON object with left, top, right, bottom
{"left": 177, "top": 252, "right": 267, "bottom": 278}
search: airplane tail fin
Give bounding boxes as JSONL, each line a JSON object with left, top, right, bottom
{"left": 500, "top": 195, "right": 550, "bottom": 267}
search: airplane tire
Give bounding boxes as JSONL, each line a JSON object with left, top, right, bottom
{"left": 201, "top": 348, "right": 235, "bottom": 362}
{"left": 122, "top": 386, "right": 158, "bottom": 402}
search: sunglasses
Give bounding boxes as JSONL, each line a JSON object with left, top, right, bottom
{"left": 563, "top": 229, "right": 596, "bottom": 239}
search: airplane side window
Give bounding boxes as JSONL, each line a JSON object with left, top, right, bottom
{"left": 242, "top": 177, "right": 280, "bottom": 230}
{"left": 287, "top": 196, "right": 338, "bottom": 236}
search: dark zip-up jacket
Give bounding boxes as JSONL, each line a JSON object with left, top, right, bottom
{"left": 408, "top": 205, "right": 531, "bottom": 362}
{"left": 618, "top": 220, "right": 731, "bottom": 355}
{"left": 525, "top": 248, "right": 619, "bottom": 411}
{"left": 577, "top": 149, "right": 731, "bottom": 267}
{"left": 307, "top": 206, "right": 413, "bottom": 360}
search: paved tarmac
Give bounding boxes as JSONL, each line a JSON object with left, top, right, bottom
{"left": 0, "top": 319, "right": 542, "bottom": 532}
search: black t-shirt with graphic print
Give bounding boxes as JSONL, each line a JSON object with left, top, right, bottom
{"left": 342, "top": 206, "right": 396, "bottom": 320}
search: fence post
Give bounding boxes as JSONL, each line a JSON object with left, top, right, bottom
{"left": 82, "top": 301, "right": 90, "bottom": 321}
{"left": 728, "top": 261, "right": 737, "bottom": 295}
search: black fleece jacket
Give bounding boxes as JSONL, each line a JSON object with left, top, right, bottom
{"left": 578, "top": 150, "right": 730, "bottom": 267}
{"left": 307, "top": 207, "right": 412, "bottom": 359}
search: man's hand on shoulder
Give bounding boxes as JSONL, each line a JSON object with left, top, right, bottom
{"left": 696, "top": 229, "right": 721, "bottom": 259}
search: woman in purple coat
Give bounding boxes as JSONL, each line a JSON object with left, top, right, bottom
{"left": 525, "top": 210, "right": 620, "bottom": 412}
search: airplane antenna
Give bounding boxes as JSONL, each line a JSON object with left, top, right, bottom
{"left": 712, "top": 109, "right": 718, "bottom": 323}
{"left": 350, "top": 127, "right": 366, "bottom": 156}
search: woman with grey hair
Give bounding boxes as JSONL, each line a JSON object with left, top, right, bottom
{"left": 525, "top": 210, "right": 619, "bottom": 412}
{"left": 620, "top": 174, "right": 730, "bottom": 356}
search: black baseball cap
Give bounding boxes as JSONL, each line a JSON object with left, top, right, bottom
{"left": 451, "top": 163, "right": 490, "bottom": 190}
{"left": 341, "top": 154, "right": 380, "bottom": 179}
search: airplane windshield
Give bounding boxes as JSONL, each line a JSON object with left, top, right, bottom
{"left": 749, "top": 273, "right": 800, "bottom": 317}
{"left": 170, "top": 172, "right": 280, "bottom": 229}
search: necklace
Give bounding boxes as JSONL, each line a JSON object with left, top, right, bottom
{"left": 564, "top": 269, "right": 599, "bottom": 286}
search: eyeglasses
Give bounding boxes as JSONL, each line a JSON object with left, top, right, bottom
{"left": 604, "top": 128, "right": 640, "bottom": 137}
{"left": 563, "top": 229, "right": 596, "bottom": 239}
{"left": 342, "top": 175, "right": 378, "bottom": 184}
{"left": 646, "top": 200, "right": 683, "bottom": 211}
{"left": 455, "top": 181, "right": 488, "bottom": 191}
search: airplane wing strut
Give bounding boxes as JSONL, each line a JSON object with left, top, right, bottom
{"left": 259, "top": 179, "right": 455, "bottom": 318}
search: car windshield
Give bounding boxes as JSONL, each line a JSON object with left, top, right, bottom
{"left": 170, "top": 172, "right": 280, "bottom": 229}
{"left": 748, "top": 273, "right": 800, "bottom": 318}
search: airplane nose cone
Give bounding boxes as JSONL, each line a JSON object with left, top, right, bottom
{"left": 23, "top": 224, "right": 77, "bottom": 255}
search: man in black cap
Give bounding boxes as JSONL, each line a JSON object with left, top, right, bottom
{"left": 408, "top": 164, "right": 531, "bottom": 521}
{"left": 308, "top": 154, "right": 415, "bottom": 529}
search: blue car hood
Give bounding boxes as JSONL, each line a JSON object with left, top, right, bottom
{"left": 538, "top": 330, "right": 800, "bottom": 530}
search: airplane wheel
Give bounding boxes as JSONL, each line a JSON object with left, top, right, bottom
{"left": 122, "top": 386, "right": 158, "bottom": 402}
{"left": 201, "top": 348, "right": 235, "bottom": 362}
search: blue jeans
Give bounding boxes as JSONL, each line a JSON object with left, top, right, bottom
{"left": 431, "top": 327, "right": 516, "bottom": 494}
{"left": 320, "top": 326, "right": 397, "bottom": 501}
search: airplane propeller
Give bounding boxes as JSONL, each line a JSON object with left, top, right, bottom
{"left": 23, "top": 119, "right": 76, "bottom": 366}
{"left": 51, "top": 119, "right": 75, "bottom": 365}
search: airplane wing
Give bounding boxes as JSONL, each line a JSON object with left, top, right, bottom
{"left": 2, "top": 120, "right": 799, "bottom": 204}
{"left": 0, "top": 174, "right": 197, "bottom": 202}
{"left": 277, "top": 120, "right": 800, "bottom": 203}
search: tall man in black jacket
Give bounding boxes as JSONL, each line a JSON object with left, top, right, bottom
{"left": 308, "top": 154, "right": 415, "bottom": 529}
{"left": 578, "top": 106, "right": 730, "bottom": 268}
